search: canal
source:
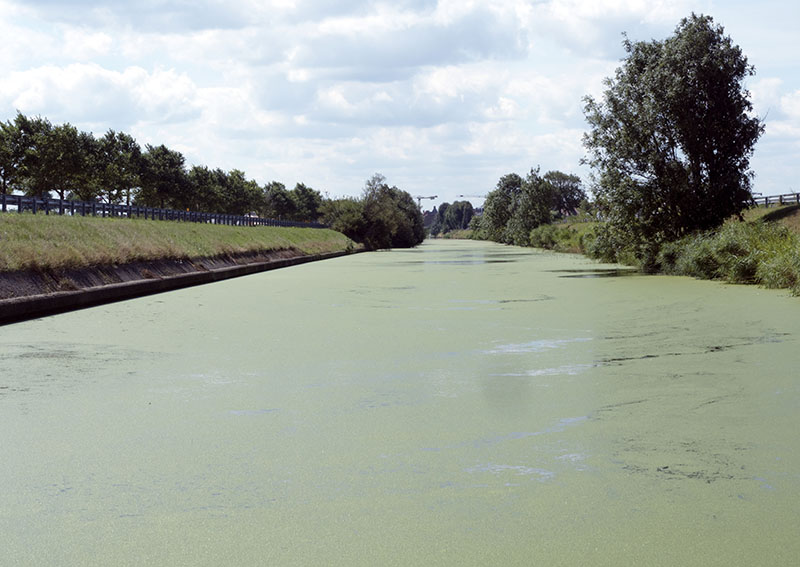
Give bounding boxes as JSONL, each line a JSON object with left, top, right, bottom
{"left": 1, "top": 240, "right": 798, "bottom": 565}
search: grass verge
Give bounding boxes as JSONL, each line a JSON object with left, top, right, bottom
{"left": 0, "top": 213, "right": 356, "bottom": 272}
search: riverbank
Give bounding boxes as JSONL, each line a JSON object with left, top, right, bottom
{"left": 462, "top": 205, "right": 800, "bottom": 296}
{"left": 0, "top": 214, "right": 359, "bottom": 323}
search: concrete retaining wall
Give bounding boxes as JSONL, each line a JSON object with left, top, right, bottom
{"left": 0, "top": 250, "right": 357, "bottom": 326}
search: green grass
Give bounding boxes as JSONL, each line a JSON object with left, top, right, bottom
{"left": 529, "top": 221, "right": 598, "bottom": 253}
{"left": 657, "top": 219, "right": 800, "bottom": 295}
{"left": 0, "top": 213, "right": 356, "bottom": 272}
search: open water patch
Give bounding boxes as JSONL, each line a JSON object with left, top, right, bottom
{"left": 549, "top": 268, "right": 641, "bottom": 278}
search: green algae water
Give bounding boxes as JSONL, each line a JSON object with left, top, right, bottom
{"left": 1, "top": 240, "right": 799, "bottom": 566}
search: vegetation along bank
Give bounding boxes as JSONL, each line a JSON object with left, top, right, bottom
{"left": 431, "top": 14, "right": 799, "bottom": 296}
{"left": 0, "top": 214, "right": 357, "bottom": 324}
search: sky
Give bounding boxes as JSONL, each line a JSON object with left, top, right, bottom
{"left": 1, "top": 0, "right": 799, "bottom": 209}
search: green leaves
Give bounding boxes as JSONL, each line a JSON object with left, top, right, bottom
{"left": 583, "top": 13, "right": 764, "bottom": 266}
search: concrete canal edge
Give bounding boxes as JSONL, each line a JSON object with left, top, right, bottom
{"left": 0, "top": 249, "right": 362, "bottom": 325}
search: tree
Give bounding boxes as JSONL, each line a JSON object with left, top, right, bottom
{"left": 136, "top": 144, "right": 188, "bottom": 208}
{"left": 361, "top": 173, "right": 425, "bottom": 249}
{"left": 89, "top": 130, "right": 142, "bottom": 204}
{"left": 583, "top": 13, "right": 764, "bottom": 266}
{"left": 443, "top": 200, "right": 474, "bottom": 233}
{"left": 480, "top": 173, "right": 522, "bottom": 243}
{"left": 430, "top": 202, "right": 449, "bottom": 236}
{"left": 544, "top": 171, "right": 585, "bottom": 217}
{"left": 320, "top": 197, "right": 366, "bottom": 241}
{"left": 25, "top": 121, "right": 93, "bottom": 200}
{"left": 187, "top": 165, "right": 227, "bottom": 213}
{"left": 222, "top": 169, "right": 262, "bottom": 215}
{"left": 262, "top": 181, "right": 295, "bottom": 219}
{"left": 0, "top": 118, "right": 22, "bottom": 194}
{"left": 290, "top": 182, "right": 323, "bottom": 222}
{"left": 505, "top": 169, "right": 556, "bottom": 246}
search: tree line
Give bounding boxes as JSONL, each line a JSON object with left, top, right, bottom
{"left": 469, "top": 169, "right": 586, "bottom": 245}
{"left": 0, "top": 112, "right": 323, "bottom": 220}
{"left": 0, "top": 113, "right": 424, "bottom": 249}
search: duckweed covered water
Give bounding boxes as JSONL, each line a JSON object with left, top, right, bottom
{"left": 1, "top": 240, "right": 798, "bottom": 565}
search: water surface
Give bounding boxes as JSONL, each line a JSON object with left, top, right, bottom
{"left": 1, "top": 240, "right": 798, "bottom": 565}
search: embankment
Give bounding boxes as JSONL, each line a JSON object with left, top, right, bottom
{"left": 0, "top": 215, "right": 360, "bottom": 324}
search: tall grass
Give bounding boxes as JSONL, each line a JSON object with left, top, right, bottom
{"left": 528, "top": 221, "right": 598, "bottom": 253}
{"left": 0, "top": 213, "right": 355, "bottom": 272}
{"left": 657, "top": 220, "right": 800, "bottom": 295}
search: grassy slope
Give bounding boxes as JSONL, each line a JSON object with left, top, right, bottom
{"left": 0, "top": 213, "right": 356, "bottom": 272}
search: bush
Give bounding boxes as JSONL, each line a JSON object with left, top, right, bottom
{"left": 654, "top": 220, "right": 800, "bottom": 294}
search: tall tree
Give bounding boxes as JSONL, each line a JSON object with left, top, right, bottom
{"left": 0, "top": 118, "right": 22, "bottom": 194}
{"left": 506, "top": 169, "right": 556, "bottom": 246}
{"left": 187, "top": 165, "right": 227, "bottom": 212}
{"left": 222, "top": 169, "right": 262, "bottom": 215}
{"left": 480, "top": 173, "right": 522, "bottom": 243}
{"left": 443, "top": 200, "right": 475, "bottom": 232}
{"left": 290, "top": 182, "right": 323, "bottom": 222}
{"left": 136, "top": 144, "right": 188, "bottom": 209}
{"left": 361, "top": 173, "right": 425, "bottom": 249}
{"left": 262, "top": 181, "right": 295, "bottom": 219}
{"left": 583, "top": 13, "right": 764, "bottom": 266}
{"left": 26, "top": 122, "right": 93, "bottom": 200}
{"left": 90, "top": 130, "right": 142, "bottom": 204}
{"left": 543, "top": 171, "right": 585, "bottom": 217}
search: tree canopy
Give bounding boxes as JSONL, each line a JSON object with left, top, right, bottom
{"left": 0, "top": 112, "right": 428, "bottom": 249}
{"left": 321, "top": 174, "right": 425, "bottom": 250}
{"left": 583, "top": 13, "right": 764, "bottom": 266}
{"left": 475, "top": 169, "right": 585, "bottom": 245}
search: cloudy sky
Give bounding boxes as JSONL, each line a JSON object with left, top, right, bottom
{"left": 1, "top": 0, "right": 798, "bottom": 208}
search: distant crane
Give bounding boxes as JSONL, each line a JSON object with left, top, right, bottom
{"left": 415, "top": 195, "right": 437, "bottom": 207}
{"left": 457, "top": 194, "right": 485, "bottom": 199}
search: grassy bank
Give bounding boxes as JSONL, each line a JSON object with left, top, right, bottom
{"left": 559, "top": 205, "right": 800, "bottom": 295}
{"left": 0, "top": 213, "right": 356, "bottom": 272}
{"left": 656, "top": 207, "right": 800, "bottom": 295}
{"left": 458, "top": 204, "right": 800, "bottom": 296}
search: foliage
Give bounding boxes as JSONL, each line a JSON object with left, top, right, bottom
{"left": 505, "top": 169, "right": 557, "bottom": 246}
{"left": 543, "top": 171, "right": 586, "bottom": 217}
{"left": 136, "top": 144, "right": 189, "bottom": 209}
{"left": 479, "top": 173, "right": 521, "bottom": 243}
{"left": 655, "top": 220, "right": 800, "bottom": 295}
{"left": 583, "top": 14, "right": 764, "bottom": 267}
{"left": 90, "top": 130, "right": 142, "bottom": 204}
{"left": 0, "top": 113, "right": 427, "bottom": 241}
{"left": 476, "top": 169, "right": 583, "bottom": 246}
{"left": 320, "top": 197, "right": 366, "bottom": 241}
{"left": 430, "top": 200, "right": 474, "bottom": 236}
{"left": 262, "top": 181, "right": 295, "bottom": 219}
{"left": 289, "top": 182, "right": 323, "bottom": 222}
{"left": 361, "top": 174, "right": 425, "bottom": 250}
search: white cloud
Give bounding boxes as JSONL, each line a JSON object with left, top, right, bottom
{"left": 0, "top": 64, "right": 201, "bottom": 131}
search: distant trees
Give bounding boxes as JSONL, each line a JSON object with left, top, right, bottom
{"left": 0, "top": 113, "right": 428, "bottom": 249}
{"left": 430, "top": 200, "right": 474, "bottom": 236}
{"left": 321, "top": 174, "right": 425, "bottom": 250}
{"left": 582, "top": 14, "right": 764, "bottom": 267}
{"left": 0, "top": 111, "right": 323, "bottom": 223}
{"left": 475, "top": 169, "right": 586, "bottom": 245}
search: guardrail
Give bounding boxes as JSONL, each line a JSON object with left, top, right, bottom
{"left": 0, "top": 193, "right": 325, "bottom": 228}
{"left": 751, "top": 193, "right": 800, "bottom": 207}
